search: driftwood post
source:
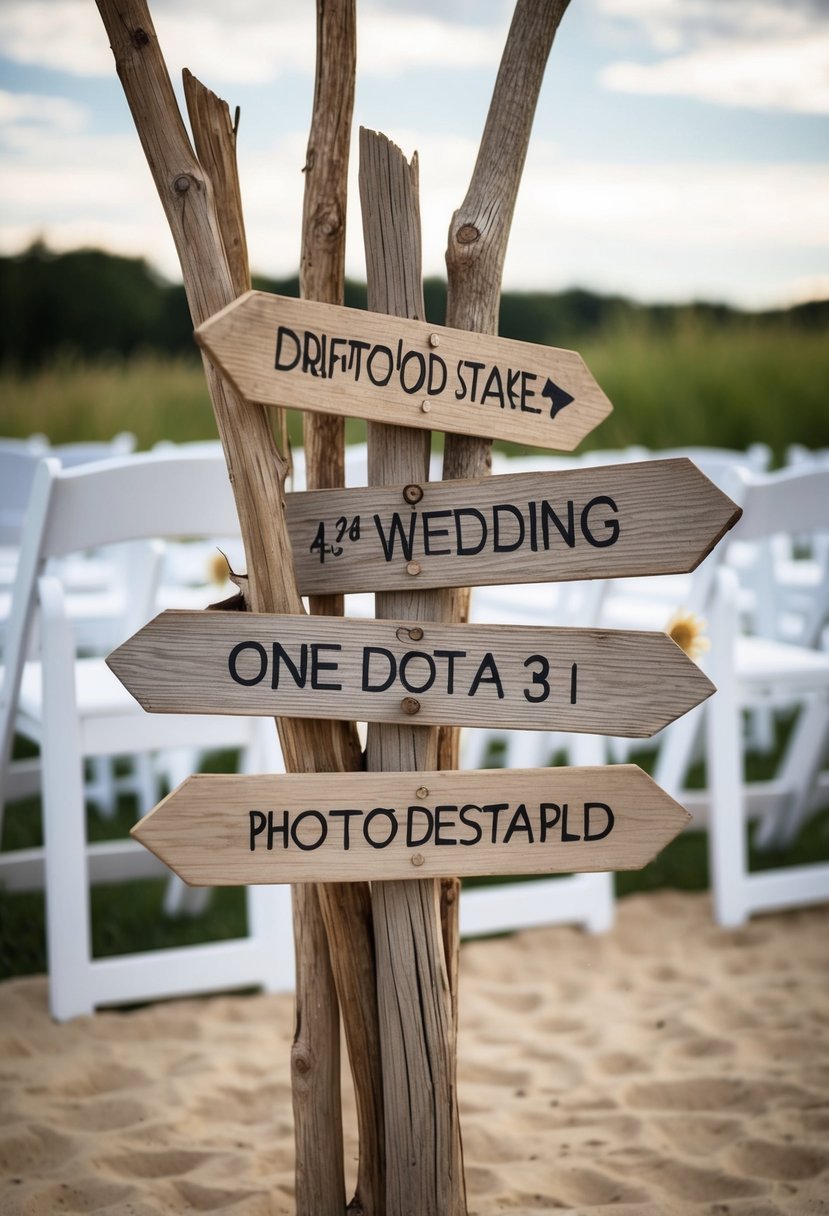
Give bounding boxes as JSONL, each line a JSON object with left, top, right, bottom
{"left": 298, "top": 4, "right": 385, "bottom": 1214}
{"left": 437, "top": 0, "right": 571, "bottom": 1007}
{"left": 95, "top": 4, "right": 380, "bottom": 1213}
{"left": 360, "top": 130, "right": 465, "bottom": 1216}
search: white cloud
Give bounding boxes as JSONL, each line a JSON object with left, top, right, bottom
{"left": 0, "top": 0, "right": 503, "bottom": 84}
{"left": 0, "top": 89, "right": 87, "bottom": 133}
{"left": 597, "top": 0, "right": 829, "bottom": 114}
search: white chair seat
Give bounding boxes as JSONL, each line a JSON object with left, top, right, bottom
{"left": 735, "top": 635, "right": 829, "bottom": 693}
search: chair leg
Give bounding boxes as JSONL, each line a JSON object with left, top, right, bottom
{"left": 706, "top": 570, "right": 748, "bottom": 928}
{"left": 40, "top": 581, "right": 94, "bottom": 1020}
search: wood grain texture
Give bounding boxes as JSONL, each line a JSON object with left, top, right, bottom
{"left": 94, "top": 8, "right": 369, "bottom": 1214}
{"left": 360, "top": 130, "right": 466, "bottom": 1216}
{"left": 300, "top": 0, "right": 356, "bottom": 622}
{"left": 296, "top": 9, "right": 384, "bottom": 1215}
{"left": 438, "top": 0, "right": 571, "bottom": 775}
{"left": 286, "top": 458, "right": 742, "bottom": 594}
{"left": 131, "top": 765, "right": 692, "bottom": 884}
{"left": 194, "top": 291, "right": 612, "bottom": 452}
{"left": 109, "top": 610, "right": 715, "bottom": 738}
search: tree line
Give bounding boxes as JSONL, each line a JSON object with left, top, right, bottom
{"left": 2, "top": 242, "right": 825, "bottom": 370}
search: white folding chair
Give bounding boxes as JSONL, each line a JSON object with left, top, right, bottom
{"left": 702, "top": 466, "right": 829, "bottom": 925}
{"left": 0, "top": 451, "right": 292, "bottom": 1019}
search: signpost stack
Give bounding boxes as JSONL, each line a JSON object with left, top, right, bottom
{"left": 98, "top": 1, "right": 742, "bottom": 1213}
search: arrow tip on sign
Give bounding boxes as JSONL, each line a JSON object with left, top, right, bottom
{"left": 542, "top": 377, "right": 575, "bottom": 419}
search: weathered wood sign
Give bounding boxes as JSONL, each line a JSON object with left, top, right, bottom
{"left": 131, "top": 765, "right": 690, "bottom": 884}
{"left": 194, "top": 292, "right": 612, "bottom": 450}
{"left": 107, "top": 610, "right": 714, "bottom": 737}
{"left": 287, "top": 457, "right": 742, "bottom": 594}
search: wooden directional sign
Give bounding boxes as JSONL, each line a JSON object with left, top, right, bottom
{"left": 287, "top": 457, "right": 742, "bottom": 594}
{"left": 131, "top": 765, "right": 691, "bottom": 885}
{"left": 108, "top": 611, "right": 714, "bottom": 738}
{"left": 195, "top": 292, "right": 612, "bottom": 451}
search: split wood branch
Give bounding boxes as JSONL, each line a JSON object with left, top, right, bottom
{"left": 297, "top": 7, "right": 385, "bottom": 1215}
{"left": 436, "top": 0, "right": 571, "bottom": 1009}
{"left": 300, "top": 0, "right": 357, "bottom": 620}
{"left": 95, "top": 7, "right": 375, "bottom": 1215}
{"left": 360, "top": 127, "right": 466, "bottom": 1216}
{"left": 182, "top": 69, "right": 290, "bottom": 466}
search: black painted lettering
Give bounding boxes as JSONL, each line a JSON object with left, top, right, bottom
{"left": 540, "top": 803, "right": 561, "bottom": 843}
{"left": 266, "top": 810, "right": 290, "bottom": 849}
{"left": 435, "top": 805, "right": 458, "bottom": 846}
{"left": 399, "top": 350, "right": 426, "bottom": 394}
{"left": 274, "top": 325, "right": 300, "bottom": 371}
{"left": 348, "top": 339, "right": 370, "bottom": 377}
{"left": 363, "top": 808, "right": 398, "bottom": 849}
{"left": 327, "top": 336, "right": 348, "bottom": 378}
{"left": 506, "top": 368, "right": 522, "bottom": 409}
{"left": 399, "top": 650, "right": 437, "bottom": 694}
{"left": 330, "top": 808, "right": 363, "bottom": 850}
{"left": 291, "top": 810, "right": 328, "bottom": 851}
{"left": 481, "top": 802, "right": 508, "bottom": 843}
{"left": 581, "top": 496, "right": 620, "bottom": 547}
{"left": 469, "top": 652, "right": 504, "bottom": 699}
{"left": 427, "top": 353, "right": 447, "bottom": 395}
{"left": 366, "top": 344, "right": 393, "bottom": 386}
{"left": 406, "top": 805, "right": 434, "bottom": 847}
{"left": 541, "top": 499, "right": 575, "bottom": 548}
{"left": 228, "top": 640, "right": 267, "bottom": 687}
{"left": 520, "top": 371, "right": 540, "bottom": 413}
{"left": 302, "top": 329, "right": 324, "bottom": 376}
{"left": 503, "top": 803, "right": 534, "bottom": 844}
{"left": 458, "top": 804, "right": 483, "bottom": 845}
{"left": 249, "top": 810, "right": 266, "bottom": 851}
{"left": 480, "top": 365, "right": 505, "bottom": 408}
{"left": 311, "top": 643, "right": 342, "bottom": 691}
{"left": 271, "top": 642, "right": 307, "bottom": 689}
{"left": 584, "top": 801, "right": 614, "bottom": 841}
{"left": 362, "top": 646, "right": 396, "bottom": 692}
{"left": 561, "top": 802, "right": 581, "bottom": 842}
{"left": 422, "top": 510, "right": 452, "bottom": 556}
{"left": 454, "top": 359, "right": 469, "bottom": 401}
{"left": 493, "top": 503, "right": 525, "bottom": 552}
{"left": 454, "top": 507, "right": 487, "bottom": 556}
{"left": 373, "top": 511, "right": 417, "bottom": 562}
{"left": 465, "top": 360, "right": 485, "bottom": 400}
{"left": 528, "top": 499, "right": 538, "bottom": 551}
{"left": 523, "top": 654, "right": 551, "bottom": 703}
{"left": 433, "top": 649, "right": 466, "bottom": 694}
{"left": 570, "top": 662, "right": 578, "bottom": 705}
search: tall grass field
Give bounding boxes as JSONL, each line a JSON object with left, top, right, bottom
{"left": 2, "top": 315, "right": 827, "bottom": 459}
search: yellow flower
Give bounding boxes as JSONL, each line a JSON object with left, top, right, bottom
{"left": 666, "top": 608, "right": 710, "bottom": 661}
{"left": 207, "top": 549, "right": 231, "bottom": 586}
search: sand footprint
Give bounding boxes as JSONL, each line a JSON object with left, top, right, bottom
{"left": 624, "top": 1075, "right": 809, "bottom": 1113}
{"left": 174, "top": 1179, "right": 270, "bottom": 1212}
{"left": 58, "top": 1097, "right": 149, "bottom": 1132}
{"left": 102, "top": 1147, "right": 213, "bottom": 1179}
{"left": 610, "top": 1150, "right": 765, "bottom": 1202}
{"left": 0, "top": 1123, "right": 76, "bottom": 1174}
{"left": 728, "top": 1137, "right": 829, "bottom": 1180}
{"left": 20, "top": 1178, "right": 135, "bottom": 1214}
{"left": 657, "top": 1113, "right": 742, "bottom": 1156}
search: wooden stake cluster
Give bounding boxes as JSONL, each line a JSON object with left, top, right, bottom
{"left": 93, "top": 3, "right": 664, "bottom": 1214}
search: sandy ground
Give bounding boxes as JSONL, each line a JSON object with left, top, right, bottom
{"left": 1, "top": 890, "right": 828, "bottom": 1215}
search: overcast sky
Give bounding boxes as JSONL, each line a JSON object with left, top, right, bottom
{"left": 1, "top": 0, "right": 827, "bottom": 307}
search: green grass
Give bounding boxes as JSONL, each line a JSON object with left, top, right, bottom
{"left": 2, "top": 718, "right": 828, "bottom": 981}
{"left": 1, "top": 315, "right": 827, "bottom": 461}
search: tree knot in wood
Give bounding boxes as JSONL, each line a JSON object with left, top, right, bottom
{"left": 396, "top": 625, "right": 423, "bottom": 643}
{"left": 456, "top": 223, "right": 480, "bottom": 245}
{"left": 130, "top": 27, "right": 150, "bottom": 49}
{"left": 315, "top": 201, "right": 343, "bottom": 241}
{"left": 173, "top": 174, "right": 192, "bottom": 195}
{"left": 403, "top": 483, "right": 423, "bottom": 504}
{"left": 401, "top": 696, "right": 421, "bottom": 716}
{"left": 292, "top": 1047, "right": 312, "bottom": 1077}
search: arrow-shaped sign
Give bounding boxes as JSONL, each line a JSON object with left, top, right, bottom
{"left": 194, "top": 291, "right": 612, "bottom": 451}
{"left": 286, "top": 457, "right": 742, "bottom": 595}
{"left": 131, "top": 765, "right": 691, "bottom": 885}
{"left": 108, "top": 612, "right": 714, "bottom": 738}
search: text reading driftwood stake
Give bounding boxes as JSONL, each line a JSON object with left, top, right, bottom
{"left": 195, "top": 291, "right": 612, "bottom": 451}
